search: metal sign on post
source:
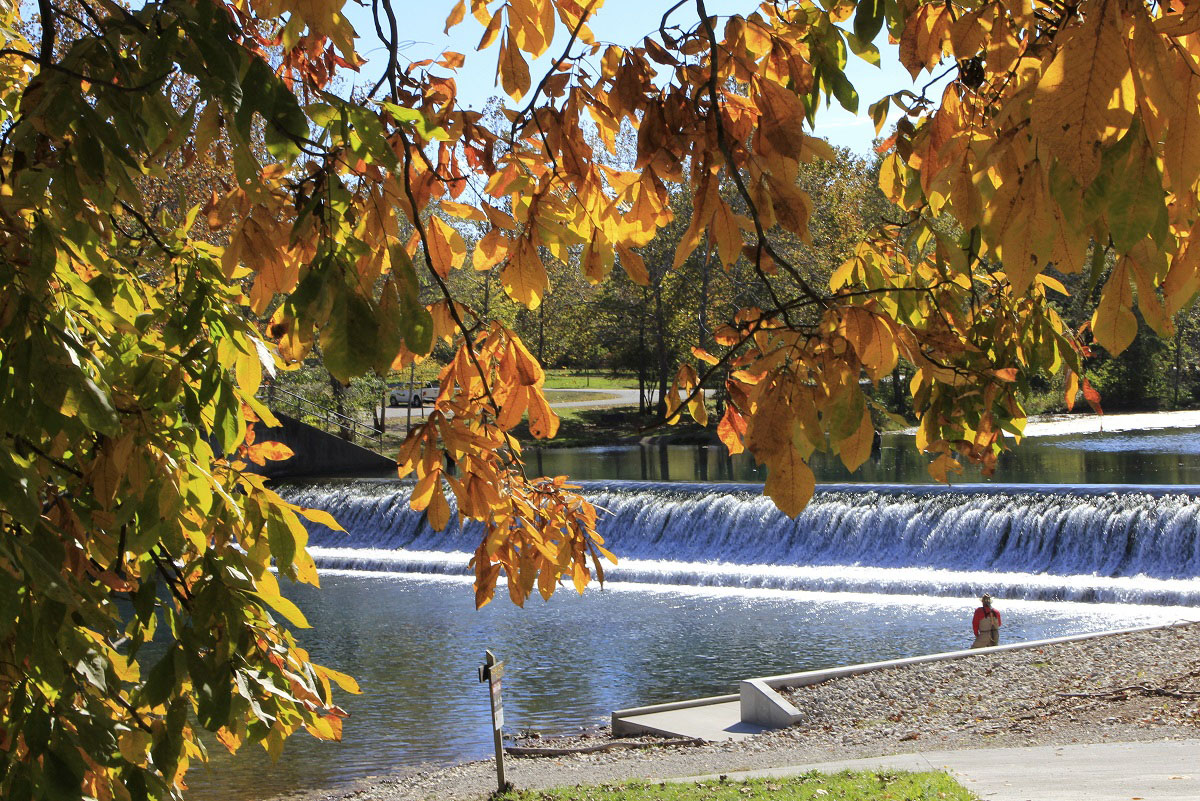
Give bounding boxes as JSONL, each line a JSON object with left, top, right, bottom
{"left": 477, "top": 650, "right": 508, "bottom": 793}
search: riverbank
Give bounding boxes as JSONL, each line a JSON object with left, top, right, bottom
{"left": 274, "top": 621, "right": 1199, "bottom": 801}
{"left": 529, "top": 406, "right": 1200, "bottom": 451}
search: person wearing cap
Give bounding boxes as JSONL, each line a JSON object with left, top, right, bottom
{"left": 971, "top": 594, "right": 1001, "bottom": 648}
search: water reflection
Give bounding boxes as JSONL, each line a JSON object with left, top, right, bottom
{"left": 529, "top": 427, "right": 1200, "bottom": 485}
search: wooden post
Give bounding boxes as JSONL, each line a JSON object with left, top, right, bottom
{"left": 478, "top": 650, "right": 507, "bottom": 793}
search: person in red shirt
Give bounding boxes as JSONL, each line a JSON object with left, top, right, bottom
{"left": 971, "top": 594, "right": 1001, "bottom": 648}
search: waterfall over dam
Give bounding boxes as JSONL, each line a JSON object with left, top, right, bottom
{"left": 279, "top": 480, "right": 1200, "bottom": 606}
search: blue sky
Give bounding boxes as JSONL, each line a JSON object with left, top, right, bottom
{"left": 339, "top": 1, "right": 923, "bottom": 154}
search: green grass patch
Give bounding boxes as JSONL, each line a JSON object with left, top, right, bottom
{"left": 497, "top": 771, "right": 979, "bottom": 801}
{"left": 542, "top": 370, "right": 638, "bottom": 390}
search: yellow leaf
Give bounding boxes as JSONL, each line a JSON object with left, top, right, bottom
{"left": 254, "top": 570, "right": 309, "bottom": 628}
{"left": 717, "top": 406, "right": 746, "bottom": 455}
{"left": 1091, "top": 259, "right": 1137, "bottom": 356}
{"left": 677, "top": 365, "right": 707, "bottom": 427}
{"left": 898, "top": 4, "right": 952, "bottom": 78}
{"left": 426, "top": 216, "right": 466, "bottom": 277}
{"left": 482, "top": 203, "right": 516, "bottom": 230}
{"left": 1127, "top": 239, "right": 1172, "bottom": 336}
{"left": 247, "top": 441, "right": 294, "bottom": 465}
{"left": 527, "top": 387, "right": 559, "bottom": 439}
{"left": 1162, "top": 68, "right": 1200, "bottom": 202}
{"left": 1064, "top": 369, "right": 1080, "bottom": 412}
{"left": 763, "top": 443, "right": 815, "bottom": 518}
{"left": 991, "top": 367, "right": 1019, "bottom": 382}
{"left": 473, "top": 229, "right": 509, "bottom": 271}
{"left": 294, "top": 505, "right": 345, "bottom": 532}
{"left": 427, "top": 485, "right": 451, "bottom": 530}
{"left": 830, "top": 256, "right": 857, "bottom": 290}
{"left": 235, "top": 347, "right": 262, "bottom": 395}
{"left": 746, "top": 377, "right": 791, "bottom": 462}
{"left": 444, "top": 0, "right": 465, "bottom": 33}
{"left": 119, "top": 730, "right": 152, "bottom": 766}
{"left": 441, "top": 200, "right": 486, "bottom": 222}
{"left": 498, "top": 33, "right": 531, "bottom": 101}
{"left": 583, "top": 239, "right": 614, "bottom": 283}
{"left": 838, "top": 407, "right": 874, "bottom": 474}
{"left": 711, "top": 199, "right": 743, "bottom": 269}
{"left": 1164, "top": 217, "right": 1200, "bottom": 315}
{"left": 496, "top": 385, "right": 529, "bottom": 430}
{"left": 1030, "top": 0, "right": 1135, "bottom": 189}
{"left": 500, "top": 237, "right": 547, "bottom": 308}
{"left": 616, "top": 243, "right": 649, "bottom": 285}
{"left": 927, "top": 452, "right": 963, "bottom": 483}
{"left": 509, "top": 334, "right": 545, "bottom": 386}
{"left": 839, "top": 307, "right": 897, "bottom": 381}
{"left": 478, "top": 8, "right": 504, "bottom": 50}
{"left": 766, "top": 175, "right": 812, "bottom": 243}
{"left": 756, "top": 79, "right": 811, "bottom": 160}
{"left": 510, "top": 0, "right": 550, "bottom": 58}
{"left": 1130, "top": 8, "right": 1183, "bottom": 128}
{"left": 983, "top": 165, "right": 1041, "bottom": 293}
{"left": 293, "top": 548, "right": 320, "bottom": 586}
{"left": 572, "top": 559, "right": 589, "bottom": 595}
{"left": 410, "top": 469, "right": 440, "bottom": 510}
{"left": 318, "top": 665, "right": 362, "bottom": 694}
{"left": 306, "top": 713, "right": 344, "bottom": 741}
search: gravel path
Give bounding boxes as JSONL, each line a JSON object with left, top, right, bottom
{"left": 274, "top": 622, "right": 1200, "bottom": 801}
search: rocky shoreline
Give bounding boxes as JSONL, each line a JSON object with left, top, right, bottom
{"left": 276, "top": 622, "right": 1200, "bottom": 801}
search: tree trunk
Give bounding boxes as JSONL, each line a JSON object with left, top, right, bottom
{"left": 538, "top": 300, "right": 545, "bottom": 365}
{"left": 638, "top": 286, "right": 647, "bottom": 414}
{"left": 697, "top": 240, "right": 710, "bottom": 351}
{"left": 698, "top": 241, "right": 711, "bottom": 422}
{"left": 374, "top": 388, "right": 386, "bottom": 436}
{"left": 1174, "top": 316, "right": 1185, "bottom": 408}
{"left": 482, "top": 267, "right": 492, "bottom": 319}
{"left": 329, "top": 373, "right": 352, "bottom": 441}
{"left": 654, "top": 280, "right": 668, "bottom": 417}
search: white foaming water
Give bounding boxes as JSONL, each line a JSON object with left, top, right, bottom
{"left": 1022, "top": 410, "right": 1200, "bottom": 437}
{"left": 286, "top": 480, "right": 1200, "bottom": 606}
{"left": 899, "top": 409, "right": 1200, "bottom": 438}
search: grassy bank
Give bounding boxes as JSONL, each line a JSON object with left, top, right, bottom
{"left": 497, "top": 772, "right": 978, "bottom": 801}
{"left": 542, "top": 370, "right": 638, "bottom": 390}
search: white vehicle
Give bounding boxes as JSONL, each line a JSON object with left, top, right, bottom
{"left": 388, "top": 381, "right": 440, "bottom": 408}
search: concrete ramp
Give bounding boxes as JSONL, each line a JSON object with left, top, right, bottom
{"left": 613, "top": 697, "right": 766, "bottom": 741}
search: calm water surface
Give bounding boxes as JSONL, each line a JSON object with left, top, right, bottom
{"left": 187, "top": 574, "right": 1191, "bottom": 801}
{"left": 528, "top": 427, "right": 1200, "bottom": 485}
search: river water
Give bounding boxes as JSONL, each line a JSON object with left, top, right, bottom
{"left": 527, "top": 427, "right": 1200, "bottom": 485}
{"left": 186, "top": 426, "right": 1200, "bottom": 800}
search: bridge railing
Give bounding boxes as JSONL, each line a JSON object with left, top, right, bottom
{"left": 259, "top": 384, "right": 385, "bottom": 454}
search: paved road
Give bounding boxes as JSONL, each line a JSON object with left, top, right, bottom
{"left": 674, "top": 739, "right": 1200, "bottom": 801}
{"left": 377, "top": 387, "right": 647, "bottom": 420}
{"left": 543, "top": 387, "right": 642, "bottom": 408}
